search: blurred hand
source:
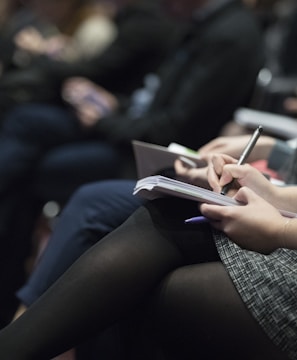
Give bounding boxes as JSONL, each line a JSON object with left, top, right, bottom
{"left": 15, "top": 27, "right": 71, "bottom": 60}
{"left": 14, "top": 26, "right": 46, "bottom": 55}
{"left": 62, "top": 77, "right": 118, "bottom": 127}
{"left": 174, "top": 157, "right": 209, "bottom": 188}
{"left": 198, "top": 135, "right": 275, "bottom": 163}
{"left": 283, "top": 96, "right": 297, "bottom": 115}
{"left": 43, "top": 35, "right": 69, "bottom": 58}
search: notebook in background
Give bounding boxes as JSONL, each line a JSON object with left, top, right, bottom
{"left": 132, "top": 140, "right": 204, "bottom": 179}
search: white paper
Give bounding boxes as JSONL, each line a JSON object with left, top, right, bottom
{"left": 133, "top": 175, "right": 297, "bottom": 218}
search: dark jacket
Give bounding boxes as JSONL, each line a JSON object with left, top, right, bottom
{"left": 96, "top": 0, "right": 265, "bottom": 149}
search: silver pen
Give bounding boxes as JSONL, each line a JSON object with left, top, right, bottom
{"left": 221, "top": 125, "right": 263, "bottom": 195}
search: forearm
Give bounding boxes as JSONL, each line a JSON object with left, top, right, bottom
{"left": 271, "top": 185, "right": 297, "bottom": 213}
{"left": 249, "top": 135, "right": 276, "bottom": 162}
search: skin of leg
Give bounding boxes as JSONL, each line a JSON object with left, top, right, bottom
{"left": 152, "top": 263, "right": 289, "bottom": 360}
{"left": 0, "top": 198, "right": 217, "bottom": 359}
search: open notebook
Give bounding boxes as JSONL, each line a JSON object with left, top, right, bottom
{"left": 133, "top": 175, "right": 297, "bottom": 218}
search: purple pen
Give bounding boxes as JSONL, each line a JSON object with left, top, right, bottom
{"left": 184, "top": 216, "right": 209, "bottom": 224}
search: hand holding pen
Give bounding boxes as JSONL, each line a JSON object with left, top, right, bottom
{"left": 185, "top": 126, "right": 264, "bottom": 224}
{"left": 220, "top": 126, "right": 263, "bottom": 195}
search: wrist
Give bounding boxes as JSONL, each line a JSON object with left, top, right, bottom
{"left": 278, "top": 217, "right": 295, "bottom": 250}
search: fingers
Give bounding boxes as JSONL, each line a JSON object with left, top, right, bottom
{"left": 62, "top": 78, "right": 90, "bottom": 104}
{"left": 14, "top": 26, "right": 45, "bottom": 53}
{"left": 207, "top": 154, "right": 237, "bottom": 192}
{"left": 199, "top": 203, "right": 232, "bottom": 232}
{"left": 76, "top": 104, "right": 102, "bottom": 127}
{"left": 233, "top": 186, "right": 257, "bottom": 204}
{"left": 208, "top": 153, "right": 262, "bottom": 192}
{"left": 174, "top": 158, "right": 192, "bottom": 175}
{"left": 174, "top": 159, "right": 209, "bottom": 188}
{"left": 200, "top": 203, "right": 225, "bottom": 221}
{"left": 199, "top": 189, "right": 249, "bottom": 233}
{"left": 219, "top": 163, "right": 250, "bottom": 186}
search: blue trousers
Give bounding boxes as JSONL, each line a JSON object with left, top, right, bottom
{"left": 0, "top": 103, "right": 121, "bottom": 325}
{"left": 17, "top": 179, "right": 144, "bottom": 306}
{"left": 0, "top": 103, "right": 122, "bottom": 198}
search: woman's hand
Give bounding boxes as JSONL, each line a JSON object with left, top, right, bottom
{"left": 200, "top": 187, "right": 285, "bottom": 254}
{"left": 207, "top": 154, "right": 276, "bottom": 202}
{"left": 174, "top": 158, "right": 209, "bottom": 189}
{"left": 175, "top": 152, "right": 277, "bottom": 202}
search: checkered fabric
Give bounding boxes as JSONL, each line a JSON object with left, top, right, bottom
{"left": 213, "top": 230, "right": 297, "bottom": 360}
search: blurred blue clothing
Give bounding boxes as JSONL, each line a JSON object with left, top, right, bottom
{"left": 17, "top": 180, "right": 143, "bottom": 306}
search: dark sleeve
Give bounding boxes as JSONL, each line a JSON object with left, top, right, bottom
{"left": 95, "top": 36, "right": 262, "bottom": 147}
{"left": 30, "top": 5, "right": 176, "bottom": 95}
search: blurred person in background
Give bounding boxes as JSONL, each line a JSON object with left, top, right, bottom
{"left": 0, "top": 0, "right": 118, "bottom": 113}
{"left": 13, "top": 0, "right": 117, "bottom": 64}
{"left": 0, "top": 0, "right": 178, "bottom": 328}
{"left": 0, "top": 0, "right": 175, "bottom": 113}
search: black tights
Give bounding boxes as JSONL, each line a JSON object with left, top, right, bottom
{"left": 0, "top": 199, "right": 287, "bottom": 359}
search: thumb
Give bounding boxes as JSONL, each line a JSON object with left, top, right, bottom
{"left": 233, "top": 186, "right": 258, "bottom": 204}
{"left": 219, "top": 164, "right": 253, "bottom": 188}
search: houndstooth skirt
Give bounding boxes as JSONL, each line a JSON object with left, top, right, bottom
{"left": 213, "top": 230, "right": 297, "bottom": 360}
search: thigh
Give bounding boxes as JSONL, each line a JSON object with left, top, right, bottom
{"left": 0, "top": 104, "right": 86, "bottom": 190}
{"left": 154, "top": 262, "right": 288, "bottom": 360}
{"left": 1, "top": 103, "right": 83, "bottom": 145}
{"left": 17, "top": 180, "right": 143, "bottom": 306}
{"left": 144, "top": 198, "right": 219, "bottom": 264}
{"left": 68, "top": 197, "right": 218, "bottom": 302}
{"left": 35, "top": 142, "right": 123, "bottom": 201}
